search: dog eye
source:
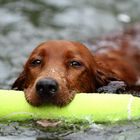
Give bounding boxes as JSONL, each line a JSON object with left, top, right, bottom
{"left": 69, "top": 60, "right": 82, "bottom": 68}
{"left": 31, "top": 59, "right": 41, "bottom": 66}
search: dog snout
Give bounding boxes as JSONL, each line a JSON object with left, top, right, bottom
{"left": 36, "top": 78, "right": 59, "bottom": 97}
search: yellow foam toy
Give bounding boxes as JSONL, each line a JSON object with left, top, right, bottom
{"left": 0, "top": 90, "right": 140, "bottom": 123}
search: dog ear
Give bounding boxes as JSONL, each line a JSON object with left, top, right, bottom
{"left": 12, "top": 70, "right": 26, "bottom": 90}
{"left": 95, "top": 69, "right": 119, "bottom": 88}
{"left": 95, "top": 61, "right": 120, "bottom": 88}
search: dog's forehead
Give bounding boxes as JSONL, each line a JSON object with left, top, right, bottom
{"left": 33, "top": 40, "right": 90, "bottom": 57}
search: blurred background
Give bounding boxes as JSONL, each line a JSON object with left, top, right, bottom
{"left": 0, "top": 0, "right": 140, "bottom": 89}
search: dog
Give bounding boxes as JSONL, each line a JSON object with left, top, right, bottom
{"left": 12, "top": 27, "right": 140, "bottom": 106}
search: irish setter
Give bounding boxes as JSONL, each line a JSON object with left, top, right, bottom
{"left": 12, "top": 27, "right": 140, "bottom": 106}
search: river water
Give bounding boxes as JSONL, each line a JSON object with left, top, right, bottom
{"left": 0, "top": 0, "right": 140, "bottom": 139}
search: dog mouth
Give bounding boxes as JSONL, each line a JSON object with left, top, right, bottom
{"left": 23, "top": 77, "right": 79, "bottom": 106}
{"left": 24, "top": 83, "right": 77, "bottom": 107}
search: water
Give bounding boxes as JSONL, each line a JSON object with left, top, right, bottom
{"left": 0, "top": 0, "right": 140, "bottom": 139}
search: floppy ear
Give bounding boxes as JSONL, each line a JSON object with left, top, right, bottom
{"left": 95, "top": 69, "right": 119, "bottom": 88}
{"left": 12, "top": 70, "right": 26, "bottom": 90}
{"left": 95, "top": 62, "right": 120, "bottom": 88}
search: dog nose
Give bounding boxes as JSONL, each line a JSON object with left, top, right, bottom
{"left": 36, "top": 78, "right": 59, "bottom": 97}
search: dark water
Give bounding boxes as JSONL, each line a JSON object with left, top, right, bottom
{"left": 0, "top": 0, "right": 140, "bottom": 139}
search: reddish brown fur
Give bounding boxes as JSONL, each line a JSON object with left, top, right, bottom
{"left": 12, "top": 27, "right": 140, "bottom": 106}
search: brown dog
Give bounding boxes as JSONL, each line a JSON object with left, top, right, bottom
{"left": 12, "top": 29, "right": 140, "bottom": 106}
